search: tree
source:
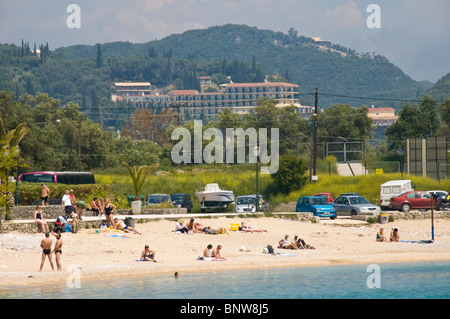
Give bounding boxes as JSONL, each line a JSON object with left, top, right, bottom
{"left": 270, "top": 155, "right": 308, "bottom": 194}
{"left": 0, "top": 117, "right": 30, "bottom": 210}
{"left": 122, "top": 161, "right": 159, "bottom": 199}
{"left": 96, "top": 44, "right": 103, "bottom": 68}
{"left": 386, "top": 96, "right": 440, "bottom": 150}
{"left": 317, "top": 104, "right": 373, "bottom": 143}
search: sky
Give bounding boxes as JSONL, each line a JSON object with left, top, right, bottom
{"left": 1, "top": 0, "right": 449, "bottom": 83}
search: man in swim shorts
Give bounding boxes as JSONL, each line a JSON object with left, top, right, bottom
{"left": 41, "top": 183, "right": 51, "bottom": 206}
{"left": 52, "top": 233, "right": 63, "bottom": 271}
{"left": 40, "top": 232, "right": 54, "bottom": 271}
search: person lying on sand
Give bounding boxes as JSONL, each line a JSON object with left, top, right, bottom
{"left": 239, "top": 222, "right": 267, "bottom": 233}
{"left": 203, "top": 226, "right": 229, "bottom": 235}
{"left": 112, "top": 218, "right": 141, "bottom": 235}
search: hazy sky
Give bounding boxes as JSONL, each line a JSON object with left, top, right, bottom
{"left": 1, "top": 0, "right": 449, "bottom": 82}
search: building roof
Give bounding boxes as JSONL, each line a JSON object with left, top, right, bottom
{"left": 169, "top": 90, "right": 199, "bottom": 95}
{"left": 368, "top": 107, "right": 395, "bottom": 112}
{"left": 224, "top": 82, "right": 298, "bottom": 88}
{"left": 114, "top": 82, "right": 151, "bottom": 87}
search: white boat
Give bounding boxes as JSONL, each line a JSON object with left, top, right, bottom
{"left": 195, "top": 183, "right": 235, "bottom": 213}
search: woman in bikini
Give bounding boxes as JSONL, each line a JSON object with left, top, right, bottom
{"left": 34, "top": 205, "right": 49, "bottom": 233}
{"left": 140, "top": 245, "right": 156, "bottom": 262}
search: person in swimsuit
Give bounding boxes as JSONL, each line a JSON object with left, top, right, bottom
{"left": 278, "top": 235, "right": 300, "bottom": 250}
{"left": 34, "top": 205, "right": 49, "bottom": 233}
{"left": 90, "top": 197, "right": 100, "bottom": 216}
{"left": 390, "top": 227, "right": 400, "bottom": 242}
{"left": 202, "top": 244, "right": 214, "bottom": 261}
{"left": 52, "top": 233, "right": 63, "bottom": 271}
{"left": 40, "top": 233, "right": 54, "bottom": 271}
{"left": 112, "top": 218, "right": 142, "bottom": 235}
{"left": 376, "top": 228, "right": 388, "bottom": 242}
{"left": 140, "top": 245, "right": 156, "bottom": 262}
{"left": 211, "top": 245, "right": 226, "bottom": 260}
{"left": 104, "top": 198, "right": 116, "bottom": 227}
{"left": 41, "top": 183, "right": 50, "bottom": 206}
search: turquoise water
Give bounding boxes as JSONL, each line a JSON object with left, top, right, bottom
{"left": 1, "top": 261, "right": 449, "bottom": 299}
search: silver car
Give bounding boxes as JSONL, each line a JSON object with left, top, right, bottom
{"left": 234, "top": 195, "right": 270, "bottom": 213}
{"left": 332, "top": 195, "right": 381, "bottom": 216}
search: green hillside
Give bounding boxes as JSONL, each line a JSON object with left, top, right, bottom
{"left": 426, "top": 72, "right": 450, "bottom": 101}
{"left": 55, "top": 24, "right": 427, "bottom": 108}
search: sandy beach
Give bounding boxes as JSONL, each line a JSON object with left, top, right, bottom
{"left": 0, "top": 216, "right": 449, "bottom": 288}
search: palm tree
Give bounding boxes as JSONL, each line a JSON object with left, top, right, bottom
{"left": 122, "top": 161, "right": 159, "bottom": 200}
{"left": 0, "top": 117, "right": 31, "bottom": 179}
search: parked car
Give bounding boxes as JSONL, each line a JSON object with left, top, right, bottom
{"left": 332, "top": 195, "right": 381, "bottom": 216}
{"left": 170, "top": 193, "right": 193, "bottom": 213}
{"left": 234, "top": 195, "right": 270, "bottom": 213}
{"left": 389, "top": 191, "right": 439, "bottom": 212}
{"left": 380, "top": 180, "right": 414, "bottom": 209}
{"left": 147, "top": 194, "right": 171, "bottom": 206}
{"left": 295, "top": 196, "right": 337, "bottom": 219}
{"left": 338, "top": 193, "right": 361, "bottom": 196}
{"left": 427, "top": 190, "right": 448, "bottom": 201}
{"left": 314, "top": 193, "right": 334, "bottom": 203}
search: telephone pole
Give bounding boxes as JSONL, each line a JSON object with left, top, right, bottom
{"left": 312, "top": 88, "right": 318, "bottom": 180}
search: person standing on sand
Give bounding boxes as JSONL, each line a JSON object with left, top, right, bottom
{"left": 52, "top": 233, "right": 63, "bottom": 271}
{"left": 40, "top": 233, "right": 54, "bottom": 271}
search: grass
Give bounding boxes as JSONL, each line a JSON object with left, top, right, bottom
{"left": 93, "top": 164, "right": 450, "bottom": 212}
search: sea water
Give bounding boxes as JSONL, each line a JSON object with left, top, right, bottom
{"left": 1, "top": 261, "right": 449, "bottom": 299}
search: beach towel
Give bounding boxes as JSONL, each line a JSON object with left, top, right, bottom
{"left": 104, "top": 234, "right": 129, "bottom": 239}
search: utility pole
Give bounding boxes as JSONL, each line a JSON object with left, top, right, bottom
{"left": 312, "top": 88, "right": 318, "bottom": 180}
{"left": 78, "top": 114, "right": 82, "bottom": 171}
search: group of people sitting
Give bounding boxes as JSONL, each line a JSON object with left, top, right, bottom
{"left": 376, "top": 227, "right": 400, "bottom": 242}
{"left": 278, "top": 234, "right": 315, "bottom": 250}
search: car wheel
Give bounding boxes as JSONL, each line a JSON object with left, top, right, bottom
{"left": 351, "top": 210, "right": 357, "bottom": 216}
{"left": 401, "top": 203, "right": 411, "bottom": 212}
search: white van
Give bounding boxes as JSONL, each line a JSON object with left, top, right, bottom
{"left": 380, "top": 180, "right": 415, "bottom": 209}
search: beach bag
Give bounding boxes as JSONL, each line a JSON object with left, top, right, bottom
{"left": 266, "top": 245, "right": 274, "bottom": 254}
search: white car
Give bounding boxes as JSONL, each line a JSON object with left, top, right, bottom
{"left": 427, "top": 190, "right": 448, "bottom": 201}
{"left": 234, "top": 195, "right": 269, "bottom": 213}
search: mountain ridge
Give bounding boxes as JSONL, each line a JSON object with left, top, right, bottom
{"left": 53, "top": 24, "right": 430, "bottom": 108}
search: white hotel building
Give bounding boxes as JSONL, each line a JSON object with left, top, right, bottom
{"left": 113, "top": 81, "right": 312, "bottom": 120}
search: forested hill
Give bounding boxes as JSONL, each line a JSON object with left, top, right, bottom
{"left": 54, "top": 24, "right": 427, "bottom": 108}
{"left": 425, "top": 72, "right": 450, "bottom": 102}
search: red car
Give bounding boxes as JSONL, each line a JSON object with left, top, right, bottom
{"left": 389, "top": 191, "right": 439, "bottom": 212}
{"left": 314, "top": 193, "right": 334, "bottom": 203}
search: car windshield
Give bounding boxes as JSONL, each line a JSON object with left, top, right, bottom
{"left": 349, "top": 196, "right": 371, "bottom": 205}
{"left": 310, "top": 197, "right": 328, "bottom": 205}
{"left": 148, "top": 195, "right": 169, "bottom": 203}
{"left": 170, "top": 194, "right": 185, "bottom": 203}
{"left": 236, "top": 197, "right": 256, "bottom": 205}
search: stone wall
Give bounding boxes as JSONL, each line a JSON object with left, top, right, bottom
{"left": 4, "top": 206, "right": 187, "bottom": 220}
